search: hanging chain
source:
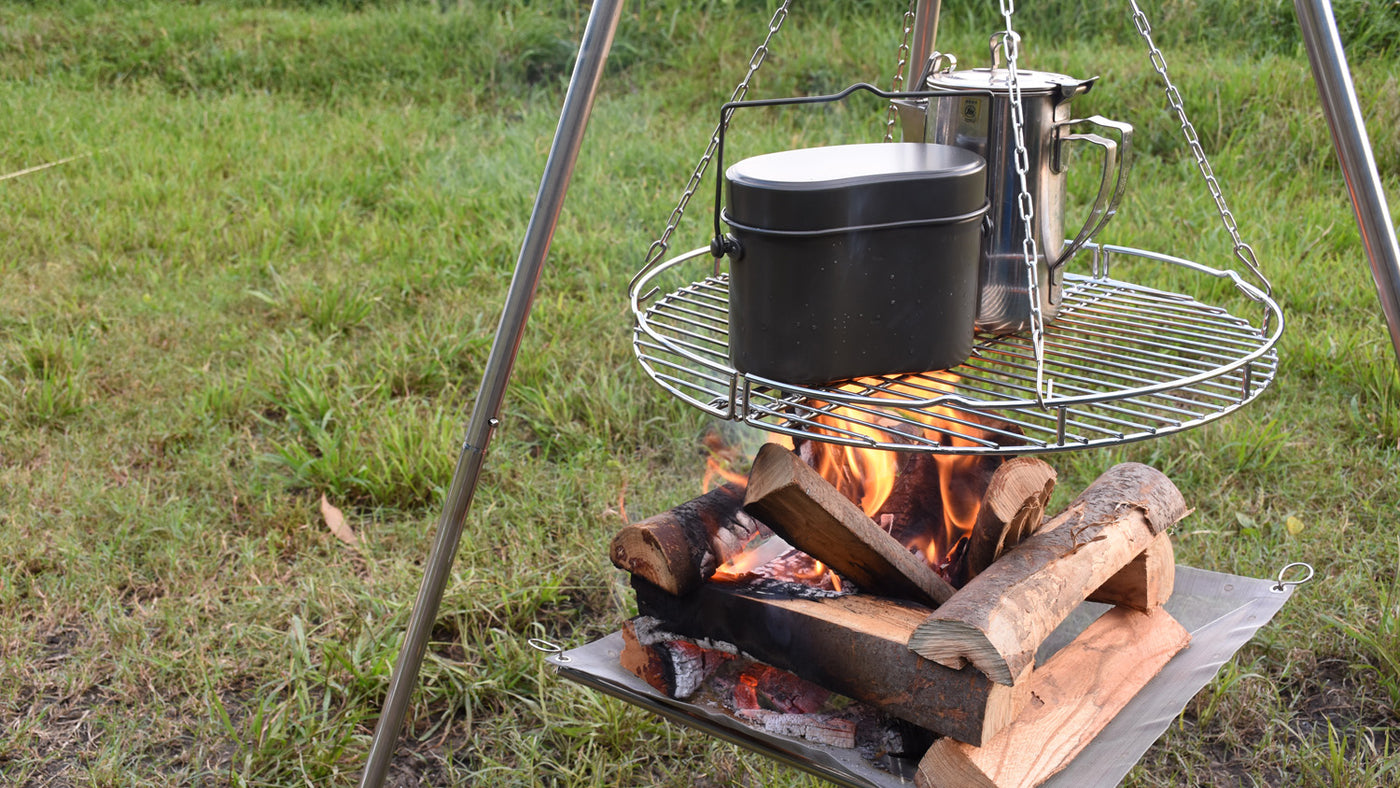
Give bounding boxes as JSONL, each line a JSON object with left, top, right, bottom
{"left": 884, "top": 0, "right": 917, "bottom": 142}
{"left": 1126, "top": 0, "right": 1271, "bottom": 307}
{"left": 997, "top": 3, "right": 1049, "bottom": 405}
{"left": 640, "top": 0, "right": 792, "bottom": 276}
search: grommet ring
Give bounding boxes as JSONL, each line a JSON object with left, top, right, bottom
{"left": 528, "top": 637, "right": 570, "bottom": 662}
{"left": 1272, "top": 562, "right": 1315, "bottom": 592}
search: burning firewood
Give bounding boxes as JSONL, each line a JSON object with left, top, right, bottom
{"left": 735, "top": 663, "right": 831, "bottom": 714}
{"left": 907, "top": 463, "right": 1190, "bottom": 686}
{"left": 620, "top": 619, "right": 733, "bottom": 699}
{"left": 608, "top": 482, "right": 765, "bottom": 596}
{"left": 621, "top": 615, "right": 929, "bottom": 755}
{"left": 743, "top": 443, "right": 957, "bottom": 606}
{"left": 795, "top": 413, "right": 1015, "bottom": 587}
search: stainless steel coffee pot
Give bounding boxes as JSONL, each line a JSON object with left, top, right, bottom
{"left": 898, "top": 33, "right": 1133, "bottom": 334}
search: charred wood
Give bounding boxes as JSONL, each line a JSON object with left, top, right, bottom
{"left": 633, "top": 576, "right": 1030, "bottom": 746}
{"left": 735, "top": 709, "right": 858, "bottom": 749}
{"left": 608, "top": 482, "right": 764, "bottom": 596}
{"left": 619, "top": 619, "right": 733, "bottom": 699}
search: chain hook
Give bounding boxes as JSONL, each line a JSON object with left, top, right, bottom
{"left": 1127, "top": 0, "right": 1273, "bottom": 307}
{"left": 632, "top": 0, "right": 792, "bottom": 292}
{"left": 995, "top": 4, "right": 1049, "bottom": 407}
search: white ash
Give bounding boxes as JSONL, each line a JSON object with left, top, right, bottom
{"left": 630, "top": 616, "right": 742, "bottom": 656}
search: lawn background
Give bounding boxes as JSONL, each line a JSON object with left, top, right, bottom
{"left": 1, "top": 0, "right": 1398, "bottom": 785}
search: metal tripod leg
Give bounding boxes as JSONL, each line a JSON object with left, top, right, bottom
{"left": 1295, "top": 0, "right": 1400, "bottom": 365}
{"left": 357, "top": 1, "right": 624, "bottom": 785}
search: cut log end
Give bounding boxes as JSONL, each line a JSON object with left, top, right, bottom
{"left": 608, "top": 482, "right": 757, "bottom": 597}
{"left": 619, "top": 618, "right": 733, "bottom": 699}
{"left": 967, "top": 457, "right": 1058, "bottom": 579}
{"left": 610, "top": 527, "right": 697, "bottom": 597}
{"left": 1087, "top": 532, "right": 1175, "bottom": 611}
{"left": 909, "top": 619, "right": 1011, "bottom": 684}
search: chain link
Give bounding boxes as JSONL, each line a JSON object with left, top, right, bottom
{"left": 884, "top": 0, "right": 917, "bottom": 142}
{"left": 641, "top": 0, "right": 791, "bottom": 275}
{"left": 1126, "top": 0, "right": 1271, "bottom": 305}
{"left": 996, "top": 2, "right": 1049, "bottom": 405}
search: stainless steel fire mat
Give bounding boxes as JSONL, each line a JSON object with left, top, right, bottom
{"left": 547, "top": 564, "right": 1309, "bottom": 788}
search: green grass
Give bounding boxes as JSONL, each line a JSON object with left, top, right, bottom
{"left": 1, "top": 0, "right": 1399, "bottom": 785}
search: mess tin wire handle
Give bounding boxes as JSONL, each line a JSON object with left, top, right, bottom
{"left": 708, "top": 82, "right": 991, "bottom": 261}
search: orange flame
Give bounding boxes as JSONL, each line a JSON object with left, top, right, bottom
{"left": 702, "top": 372, "right": 999, "bottom": 590}
{"left": 701, "top": 429, "right": 793, "bottom": 493}
{"left": 712, "top": 532, "right": 768, "bottom": 580}
{"left": 806, "top": 372, "right": 992, "bottom": 578}
{"left": 702, "top": 454, "right": 749, "bottom": 491}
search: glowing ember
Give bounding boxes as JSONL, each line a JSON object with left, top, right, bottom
{"left": 712, "top": 530, "right": 844, "bottom": 592}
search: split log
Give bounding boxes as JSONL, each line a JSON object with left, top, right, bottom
{"left": 915, "top": 605, "right": 1190, "bottom": 788}
{"left": 743, "top": 443, "right": 957, "bottom": 607}
{"left": 634, "top": 577, "right": 1031, "bottom": 746}
{"left": 966, "top": 457, "right": 1057, "bottom": 579}
{"left": 609, "top": 482, "right": 763, "bottom": 596}
{"left": 1086, "top": 532, "right": 1174, "bottom": 611}
{"left": 907, "top": 463, "right": 1189, "bottom": 685}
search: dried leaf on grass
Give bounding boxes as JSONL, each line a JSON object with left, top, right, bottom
{"left": 320, "top": 494, "right": 359, "bottom": 549}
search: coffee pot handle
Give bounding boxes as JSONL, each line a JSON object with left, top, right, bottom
{"left": 1052, "top": 116, "right": 1134, "bottom": 272}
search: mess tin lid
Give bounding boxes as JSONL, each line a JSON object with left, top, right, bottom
{"left": 725, "top": 142, "right": 987, "bottom": 233}
{"left": 925, "top": 66, "right": 1096, "bottom": 99}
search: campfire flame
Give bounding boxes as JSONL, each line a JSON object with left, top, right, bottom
{"left": 706, "top": 373, "right": 1002, "bottom": 591}
{"left": 804, "top": 373, "right": 994, "bottom": 576}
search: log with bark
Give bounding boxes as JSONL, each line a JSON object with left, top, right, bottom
{"left": 633, "top": 576, "right": 1030, "bottom": 746}
{"left": 907, "top": 463, "right": 1189, "bottom": 685}
{"left": 743, "top": 443, "right": 957, "bottom": 607}
{"left": 966, "top": 457, "right": 1057, "bottom": 579}
{"left": 608, "top": 482, "right": 764, "bottom": 596}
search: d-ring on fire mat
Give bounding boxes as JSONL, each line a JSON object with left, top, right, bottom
{"left": 546, "top": 564, "right": 1311, "bottom": 788}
